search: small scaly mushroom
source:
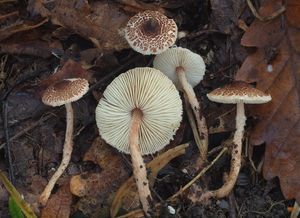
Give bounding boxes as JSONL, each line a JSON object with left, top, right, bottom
{"left": 95, "top": 67, "right": 182, "bottom": 215}
{"left": 204, "top": 81, "right": 271, "bottom": 199}
{"left": 125, "top": 10, "right": 177, "bottom": 55}
{"left": 39, "top": 78, "right": 89, "bottom": 206}
{"left": 153, "top": 47, "right": 208, "bottom": 161}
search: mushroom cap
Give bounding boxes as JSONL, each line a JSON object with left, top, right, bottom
{"left": 95, "top": 67, "right": 182, "bottom": 155}
{"left": 207, "top": 81, "right": 272, "bottom": 104}
{"left": 125, "top": 10, "right": 177, "bottom": 55}
{"left": 153, "top": 47, "right": 206, "bottom": 90}
{"left": 42, "top": 78, "right": 89, "bottom": 107}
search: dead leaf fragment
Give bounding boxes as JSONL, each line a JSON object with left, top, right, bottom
{"left": 37, "top": 59, "right": 91, "bottom": 95}
{"left": 71, "top": 137, "right": 129, "bottom": 217}
{"left": 41, "top": 183, "right": 72, "bottom": 218}
{"left": 236, "top": 0, "right": 300, "bottom": 203}
{"left": 27, "top": 0, "right": 130, "bottom": 51}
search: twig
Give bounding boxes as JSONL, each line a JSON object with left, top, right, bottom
{"left": 168, "top": 147, "right": 228, "bottom": 201}
{"left": 117, "top": 146, "right": 228, "bottom": 217}
{"left": 184, "top": 95, "right": 202, "bottom": 156}
{"left": 2, "top": 101, "right": 15, "bottom": 183}
{"left": 0, "top": 0, "right": 17, "bottom": 3}
{"left": 0, "top": 114, "right": 53, "bottom": 149}
{"left": 0, "top": 11, "right": 18, "bottom": 21}
{"left": 247, "top": 0, "right": 285, "bottom": 22}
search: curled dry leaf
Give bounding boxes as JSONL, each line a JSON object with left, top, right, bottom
{"left": 111, "top": 143, "right": 189, "bottom": 218}
{"left": 27, "top": 0, "right": 130, "bottom": 51}
{"left": 236, "top": 0, "right": 300, "bottom": 202}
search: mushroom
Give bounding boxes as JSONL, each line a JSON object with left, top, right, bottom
{"left": 95, "top": 67, "right": 182, "bottom": 215}
{"left": 153, "top": 47, "right": 208, "bottom": 161}
{"left": 125, "top": 10, "right": 177, "bottom": 55}
{"left": 204, "top": 81, "right": 271, "bottom": 199}
{"left": 39, "top": 78, "right": 89, "bottom": 206}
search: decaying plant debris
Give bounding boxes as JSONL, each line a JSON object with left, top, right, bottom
{"left": 0, "top": 0, "right": 299, "bottom": 217}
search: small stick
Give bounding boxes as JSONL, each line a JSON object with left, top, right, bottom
{"left": 0, "top": 11, "right": 18, "bottom": 21}
{"left": 0, "top": 114, "right": 53, "bottom": 150}
{"left": 169, "top": 147, "right": 228, "bottom": 201}
{"left": 184, "top": 95, "right": 202, "bottom": 154}
{"left": 117, "top": 146, "right": 228, "bottom": 217}
{"left": 246, "top": 0, "right": 285, "bottom": 22}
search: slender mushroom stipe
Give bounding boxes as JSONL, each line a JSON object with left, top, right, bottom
{"left": 129, "top": 108, "right": 151, "bottom": 213}
{"left": 39, "top": 78, "right": 89, "bottom": 206}
{"left": 203, "top": 81, "right": 271, "bottom": 200}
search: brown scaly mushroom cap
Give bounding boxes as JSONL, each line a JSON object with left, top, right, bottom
{"left": 207, "top": 81, "right": 271, "bottom": 104}
{"left": 42, "top": 78, "right": 89, "bottom": 107}
{"left": 125, "top": 10, "right": 178, "bottom": 55}
{"left": 95, "top": 67, "right": 182, "bottom": 155}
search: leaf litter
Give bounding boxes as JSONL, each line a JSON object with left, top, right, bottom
{"left": 0, "top": 0, "right": 298, "bottom": 217}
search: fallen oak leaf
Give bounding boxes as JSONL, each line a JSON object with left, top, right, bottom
{"left": 236, "top": 0, "right": 300, "bottom": 202}
{"left": 111, "top": 143, "right": 189, "bottom": 218}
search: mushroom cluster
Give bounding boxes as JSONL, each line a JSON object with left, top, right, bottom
{"left": 37, "top": 9, "right": 273, "bottom": 217}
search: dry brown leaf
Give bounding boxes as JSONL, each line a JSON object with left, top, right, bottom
{"left": 0, "top": 40, "right": 62, "bottom": 58}
{"left": 27, "top": 0, "right": 130, "bottom": 51}
{"left": 236, "top": 0, "right": 300, "bottom": 202}
{"left": 0, "top": 18, "right": 48, "bottom": 42}
{"left": 70, "top": 137, "right": 129, "bottom": 217}
{"left": 111, "top": 143, "right": 189, "bottom": 218}
{"left": 41, "top": 183, "right": 72, "bottom": 218}
{"left": 37, "top": 59, "right": 91, "bottom": 94}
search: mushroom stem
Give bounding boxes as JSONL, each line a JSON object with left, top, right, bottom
{"left": 176, "top": 67, "right": 208, "bottom": 161}
{"left": 129, "top": 108, "right": 152, "bottom": 216}
{"left": 204, "top": 102, "right": 245, "bottom": 199}
{"left": 39, "top": 102, "right": 74, "bottom": 206}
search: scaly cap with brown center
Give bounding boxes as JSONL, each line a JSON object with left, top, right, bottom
{"left": 42, "top": 78, "right": 89, "bottom": 107}
{"left": 95, "top": 67, "right": 182, "bottom": 155}
{"left": 207, "top": 81, "right": 272, "bottom": 104}
{"left": 125, "top": 10, "right": 177, "bottom": 55}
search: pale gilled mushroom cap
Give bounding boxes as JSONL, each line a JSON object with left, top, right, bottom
{"left": 42, "top": 78, "right": 89, "bottom": 107}
{"left": 125, "top": 10, "right": 177, "bottom": 55}
{"left": 207, "top": 81, "right": 272, "bottom": 104}
{"left": 95, "top": 67, "right": 182, "bottom": 155}
{"left": 153, "top": 47, "right": 206, "bottom": 90}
